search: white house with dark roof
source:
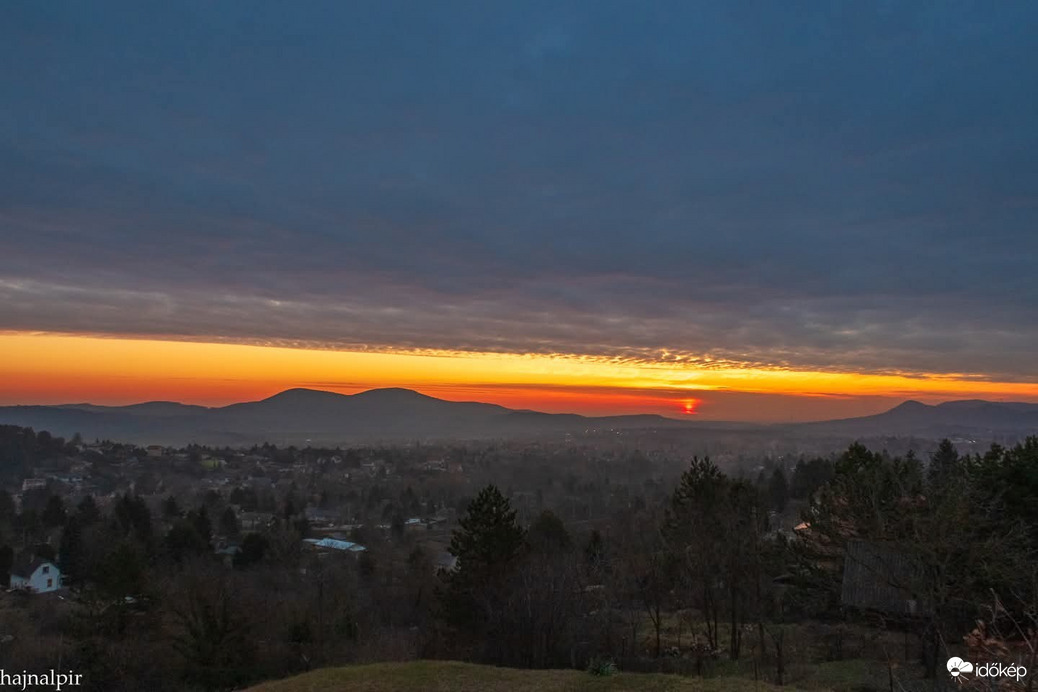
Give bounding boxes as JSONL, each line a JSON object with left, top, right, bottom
{"left": 10, "top": 558, "right": 62, "bottom": 593}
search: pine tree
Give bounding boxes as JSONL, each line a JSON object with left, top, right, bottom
{"left": 527, "top": 509, "right": 572, "bottom": 554}
{"left": 444, "top": 485, "right": 525, "bottom": 633}
{"left": 77, "top": 495, "right": 101, "bottom": 526}
{"left": 927, "top": 438, "right": 960, "bottom": 491}
{"left": 768, "top": 467, "right": 790, "bottom": 512}
{"left": 42, "top": 494, "right": 67, "bottom": 528}
{"left": 449, "top": 484, "right": 525, "bottom": 572}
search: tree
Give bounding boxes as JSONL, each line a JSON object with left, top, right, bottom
{"left": 233, "top": 533, "right": 268, "bottom": 569}
{"left": 665, "top": 457, "right": 766, "bottom": 660}
{"left": 665, "top": 457, "right": 729, "bottom": 651}
{"left": 189, "top": 507, "right": 213, "bottom": 549}
{"left": 527, "top": 510, "right": 572, "bottom": 555}
{"left": 790, "top": 458, "right": 834, "bottom": 499}
{"left": 58, "top": 519, "right": 85, "bottom": 585}
{"left": 219, "top": 507, "right": 240, "bottom": 541}
{"left": 927, "top": 439, "right": 960, "bottom": 491}
{"left": 114, "top": 494, "right": 154, "bottom": 547}
{"left": 96, "top": 540, "right": 147, "bottom": 598}
{"left": 767, "top": 467, "right": 789, "bottom": 513}
{"left": 41, "top": 494, "right": 67, "bottom": 528}
{"left": 791, "top": 441, "right": 1036, "bottom": 678}
{"left": 162, "top": 495, "right": 181, "bottom": 521}
{"left": 443, "top": 485, "right": 526, "bottom": 661}
{"left": 168, "top": 567, "right": 255, "bottom": 691}
{"left": 165, "top": 521, "right": 211, "bottom": 564}
{"left": 617, "top": 514, "right": 673, "bottom": 658}
{"left": 792, "top": 444, "right": 924, "bottom": 614}
{"left": 449, "top": 485, "right": 525, "bottom": 575}
{"left": 0, "top": 544, "right": 12, "bottom": 588}
{"left": 76, "top": 495, "right": 101, "bottom": 526}
{"left": 0, "top": 490, "right": 16, "bottom": 525}
{"left": 584, "top": 529, "right": 605, "bottom": 575}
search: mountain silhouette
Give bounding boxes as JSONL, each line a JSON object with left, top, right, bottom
{"left": 0, "top": 388, "right": 685, "bottom": 445}
{"left": 792, "top": 399, "right": 1038, "bottom": 437}
{"left": 0, "top": 389, "right": 1035, "bottom": 446}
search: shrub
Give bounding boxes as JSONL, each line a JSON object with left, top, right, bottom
{"left": 587, "top": 656, "right": 617, "bottom": 677}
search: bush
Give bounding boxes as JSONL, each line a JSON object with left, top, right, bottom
{"left": 587, "top": 656, "right": 617, "bottom": 677}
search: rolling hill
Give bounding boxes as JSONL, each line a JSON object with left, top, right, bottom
{"left": 0, "top": 388, "right": 692, "bottom": 446}
{"left": 790, "top": 399, "right": 1038, "bottom": 438}
{"left": 0, "top": 389, "right": 1034, "bottom": 446}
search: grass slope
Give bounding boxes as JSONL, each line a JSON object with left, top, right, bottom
{"left": 246, "top": 660, "right": 782, "bottom": 692}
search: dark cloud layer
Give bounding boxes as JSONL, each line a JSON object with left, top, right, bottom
{"left": 2, "top": 1, "right": 1036, "bottom": 379}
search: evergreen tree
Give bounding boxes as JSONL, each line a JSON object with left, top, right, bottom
{"left": 96, "top": 540, "right": 147, "bottom": 598}
{"left": 162, "top": 495, "right": 181, "bottom": 520}
{"left": 114, "top": 494, "right": 153, "bottom": 544}
{"left": 219, "top": 506, "right": 240, "bottom": 541}
{"left": 189, "top": 507, "right": 213, "bottom": 549}
{"left": 58, "top": 519, "right": 85, "bottom": 584}
{"left": 584, "top": 529, "right": 605, "bottom": 573}
{"left": 0, "top": 490, "right": 15, "bottom": 525}
{"left": 527, "top": 509, "right": 572, "bottom": 554}
{"left": 927, "top": 439, "right": 961, "bottom": 491}
{"left": 76, "top": 495, "right": 101, "bottom": 526}
{"left": 768, "top": 467, "right": 790, "bottom": 513}
{"left": 0, "top": 544, "right": 12, "bottom": 588}
{"left": 233, "top": 533, "right": 268, "bottom": 569}
{"left": 42, "top": 494, "right": 67, "bottom": 528}
{"left": 444, "top": 485, "right": 525, "bottom": 635}
{"left": 449, "top": 485, "right": 525, "bottom": 572}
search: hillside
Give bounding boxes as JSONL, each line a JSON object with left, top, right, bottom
{"left": 245, "top": 660, "right": 780, "bottom": 692}
{"left": 791, "top": 399, "right": 1038, "bottom": 438}
{"left": 0, "top": 388, "right": 1035, "bottom": 446}
{"left": 0, "top": 388, "right": 692, "bottom": 446}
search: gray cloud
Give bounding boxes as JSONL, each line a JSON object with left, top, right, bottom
{"left": 1, "top": 1, "right": 1036, "bottom": 379}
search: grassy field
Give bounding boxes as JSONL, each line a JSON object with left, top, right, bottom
{"left": 245, "top": 659, "right": 903, "bottom": 692}
{"left": 246, "top": 660, "right": 782, "bottom": 692}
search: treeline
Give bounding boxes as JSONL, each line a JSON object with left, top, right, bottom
{"left": 433, "top": 438, "right": 1038, "bottom": 682}
{"left": 1, "top": 437, "right": 1036, "bottom": 689}
{"left": 0, "top": 426, "right": 81, "bottom": 483}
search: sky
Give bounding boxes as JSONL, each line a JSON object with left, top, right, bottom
{"left": 1, "top": 1, "right": 1037, "bottom": 422}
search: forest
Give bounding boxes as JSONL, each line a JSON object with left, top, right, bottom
{"left": 1, "top": 429, "right": 1037, "bottom": 691}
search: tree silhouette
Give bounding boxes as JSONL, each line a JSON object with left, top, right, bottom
{"left": 443, "top": 484, "right": 525, "bottom": 654}
{"left": 449, "top": 484, "right": 525, "bottom": 573}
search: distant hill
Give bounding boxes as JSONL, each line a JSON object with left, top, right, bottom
{"left": 0, "top": 388, "right": 690, "bottom": 446}
{"left": 0, "top": 390, "right": 1034, "bottom": 446}
{"left": 790, "top": 399, "right": 1038, "bottom": 438}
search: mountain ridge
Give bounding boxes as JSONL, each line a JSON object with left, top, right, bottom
{"left": 0, "top": 388, "right": 1035, "bottom": 446}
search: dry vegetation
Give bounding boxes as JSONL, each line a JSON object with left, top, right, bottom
{"left": 245, "top": 660, "right": 779, "bottom": 692}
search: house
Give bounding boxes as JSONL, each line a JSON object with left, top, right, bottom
{"left": 303, "top": 537, "right": 366, "bottom": 553}
{"left": 404, "top": 517, "right": 426, "bottom": 532}
{"left": 304, "top": 507, "right": 339, "bottom": 526}
{"left": 10, "top": 558, "right": 62, "bottom": 594}
{"left": 239, "top": 511, "right": 275, "bottom": 531}
{"left": 435, "top": 552, "right": 458, "bottom": 572}
{"left": 840, "top": 539, "right": 929, "bottom": 617}
{"left": 215, "top": 544, "right": 241, "bottom": 567}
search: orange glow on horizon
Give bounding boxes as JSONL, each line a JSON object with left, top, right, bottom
{"left": 1, "top": 332, "right": 1037, "bottom": 422}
